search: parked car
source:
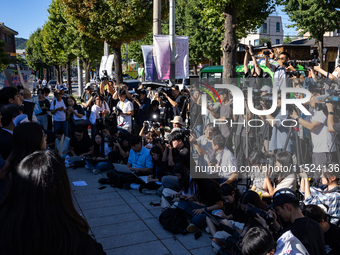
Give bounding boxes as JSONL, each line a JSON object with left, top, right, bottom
{"left": 47, "top": 80, "right": 57, "bottom": 91}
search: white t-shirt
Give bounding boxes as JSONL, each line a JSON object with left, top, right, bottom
{"left": 117, "top": 99, "right": 134, "bottom": 129}
{"left": 42, "top": 80, "right": 47, "bottom": 86}
{"left": 50, "top": 99, "right": 66, "bottom": 121}
{"left": 308, "top": 109, "right": 335, "bottom": 153}
{"left": 89, "top": 101, "right": 110, "bottom": 125}
{"left": 215, "top": 147, "right": 237, "bottom": 179}
{"left": 55, "top": 136, "right": 70, "bottom": 153}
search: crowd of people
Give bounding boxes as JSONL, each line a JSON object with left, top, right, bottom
{"left": 0, "top": 47, "right": 340, "bottom": 254}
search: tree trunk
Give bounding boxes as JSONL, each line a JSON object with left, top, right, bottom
{"left": 55, "top": 65, "right": 60, "bottom": 84}
{"left": 317, "top": 32, "right": 324, "bottom": 69}
{"left": 112, "top": 45, "right": 123, "bottom": 84}
{"left": 66, "top": 60, "right": 72, "bottom": 94}
{"left": 193, "top": 64, "right": 197, "bottom": 75}
{"left": 222, "top": 3, "right": 237, "bottom": 81}
{"left": 83, "top": 59, "right": 91, "bottom": 84}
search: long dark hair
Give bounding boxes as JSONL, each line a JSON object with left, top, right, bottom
{"left": 0, "top": 150, "right": 90, "bottom": 254}
{"left": 241, "top": 190, "right": 267, "bottom": 230}
{"left": 193, "top": 178, "right": 221, "bottom": 206}
{"left": 274, "top": 151, "right": 293, "bottom": 185}
{"left": 8, "top": 122, "right": 44, "bottom": 174}
{"left": 220, "top": 183, "right": 242, "bottom": 210}
{"left": 93, "top": 133, "right": 105, "bottom": 157}
{"left": 150, "top": 145, "right": 163, "bottom": 166}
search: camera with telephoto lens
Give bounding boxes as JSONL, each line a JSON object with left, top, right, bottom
{"left": 158, "top": 87, "right": 172, "bottom": 101}
{"left": 305, "top": 58, "right": 320, "bottom": 68}
{"left": 286, "top": 70, "right": 301, "bottom": 78}
{"left": 101, "top": 70, "right": 109, "bottom": 81}
{"left": 104, "top": 134, "right": 121, "bottom": 147}
{"left": 112, "top": 107, "right": 123, "bottom": 116}
{"left": 282, "top": 60, "right": 297, "bottom": 68}
{"left": 152, "top": 137, "right": 168, "bottom": 146}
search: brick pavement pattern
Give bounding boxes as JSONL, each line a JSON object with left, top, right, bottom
{"left": 68, "top": 167, "right": 216, "bottom": 255}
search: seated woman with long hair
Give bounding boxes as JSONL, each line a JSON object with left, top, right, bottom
{"left": 0, "top": 150, "right": 106, "bottom": 255}
{"left": 0, "top": 122, "right": 47, "bottom": 203}
{"left": 262, "top": 151, "right": 296, "bottom": 198}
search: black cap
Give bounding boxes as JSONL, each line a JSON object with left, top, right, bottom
{"left": 267, "top": 188, "right": 299, "bottom": 209}
{"left": 118, "top": 88, "right": 126, "bottom": 96}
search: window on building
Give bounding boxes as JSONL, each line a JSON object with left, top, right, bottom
{"left": 259, "top": 23, "right": 267, "bottom": 34}
{"left": 254, "top": 39, "right": 259, "bottom": 46}
{"left": 276, "top": 22, "right": 280, "bottom": 32}
{"left": 2, "top": 34, "right": 6, "bottom": 42}
{"left": 249, "top": 40, "right": 251, "bottom": 45}
{"left": 8, "top": 36, "right": 12, "bottom": 45}
{"left": 276, "top": 39, "right": 280, "bottom": 44}
{"left": 337, "top": 29, "right": 340, "bottom": 34}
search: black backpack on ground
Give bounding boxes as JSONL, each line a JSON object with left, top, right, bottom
{"left": 159, "top": 208, "right": 188, "bottom": 235}
{"left": 106, "top": 170, "right": 138, "bottom": 189}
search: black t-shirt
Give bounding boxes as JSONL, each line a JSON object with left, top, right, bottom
{"left": 324, "top": 223, "right": 340, "bottom": 255}
{"left": 72, "top": 105, "right": 85, "bottom": 118}
{"left": 244, "top": 69, "right": 263, "bottom": 88}
{"left": 171, "top": 94, "right": 185, "bottom": 118}
{"left": 70, "top": 136, "right": 94, "bottom": 156}
{"left": 37, "top": 98, "right": 51, "bottom": 115}
{"left": 283, "top": 217, "right": 327, "bottom": 255}
{"left": 172, "top": 144, "right": 190, "bottom": 170}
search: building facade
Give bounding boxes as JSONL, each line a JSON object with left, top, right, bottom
{"left": 0, "top": 22, "right": 18, "bottom": 57}
{"left": 239, "top": 16, "right": 284, "bottom": 46}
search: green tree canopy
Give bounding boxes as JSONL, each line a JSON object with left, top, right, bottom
{"left": 277, "top": 1, "right": 340, "bottom": 68}
{"left": 283, "top": 35, "right": 292, "bottom": 44}
{"left": 62, "top": 0, "right": 166, "bottom": 83}
{"left": 0, "top": 41, "right": 10, "bottom": 73}
{"left": 199, "top": 0, "right": 275, "bottom": 79}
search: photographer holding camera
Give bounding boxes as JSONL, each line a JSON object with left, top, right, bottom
{"left": 291, "top": 91, "right": 336, "bottom": 170}
{"left": 266, "top": 52, "right": 295, "bottom": 88}
{"left": 115, "top": 88, "right": 134, "bottom": 133}
{"left": 162, "top": 85, "right": 185, "bottom": 124}
{"left": 89, "top": 94, "right": 110, "bottom": 138}
{"left": 244, "top": 45, "right": 263, "bottom": 83}
{"left": 81, "top": 83, "right": 95, "bottom": 111}
{"left": 314, "top": 64, "right": 339, "bottom": 84}
{"left": 133, "top": 89, "right": 151, "bottom": 134}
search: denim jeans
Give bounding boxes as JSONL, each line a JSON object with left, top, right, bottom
{"left": 54, "top": 121, "right": 68, "bottom": 137}
{"left": 177, "top": 200, "right": 206, "bottom": 228}
{"left": 36, "top": 114, "right": 48, "bottom": 130}
{"left": 157, "top": 175, "right": 181, "bottom": 196}
{"left": 85, "top": 160, "right": 112, "bottom": 171}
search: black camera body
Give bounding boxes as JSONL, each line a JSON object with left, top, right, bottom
{"left": 152, "top": 137, "right": 168, "bottom": 146}
{"left": 209, "top": 157, "right": 218, "bottom": 166}
{"left": 246, "top": 204, "right": 274, "bottom": 223}
{"left": 101, "top": 70, "right": 109, "bottom": 81}
{"left": 306, "top": 58, "right": 320, "bottom": 68}
{"left": 104, "top": 134, "right": 121, "bottom": 147}
{"left": 112, "top": 107, "right": 123, "bottom": 116}
{"left": 158, "top": 87, "right": 172, "bottom": 101}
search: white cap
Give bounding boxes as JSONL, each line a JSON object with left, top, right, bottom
{"left": 260, "top": 85, "right": 272, "bottom": 94}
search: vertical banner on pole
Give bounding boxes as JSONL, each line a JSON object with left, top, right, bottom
{"left": 141, "top": 45, "right": 154, "bottom": 81}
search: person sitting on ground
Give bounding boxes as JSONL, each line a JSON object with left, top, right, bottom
{"left": 0, "top": 150, "right": 106, "bottom": 255}
{"left": 249, "top": 150, "right": 267, "bottom": 196}
{"left": 0, "top": 122, "right": 47, "bottom": 203}
{"left": 176, "top": 177, "right": 223, "bottom": 233}
{"left": 209, "top": 190, "right": 266, "bottom": 248}
{"left": 302, "top": 204, "right": 340, "bottom": 255}
{"left": 300, "top": 165, "right": 340, "bottom": 225}
{"left": 0, "top": 104, "right": 22, "bottom": 160}
{"left": 262, "top": 151, "right": 296, "bottom": 198}
{"left": 241, "top": 226, "right": 309, "bottom": 255}
{"left": 127, "top": 136, "right": 153, "bottom": 175}
{"left": 214, "top": 183, "right": 246, "bottom": 223}
{"left": 138, "top": 145, "right": 170, "bottom": 195}
{"left": 69, "top": 126, "right": 94, "bottom": 159}
{"left": 54, "top": 128, "right": 70, "bottom": 158}
{"left": 85, "top": 133, "right": 112, "bottom": 175}
{"left": 267, "top": 188, "right": 327, "bottom": 255}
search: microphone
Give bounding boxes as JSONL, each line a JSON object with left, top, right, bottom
{"left": 315, "top": 95, "right": 340, "bottom": 102}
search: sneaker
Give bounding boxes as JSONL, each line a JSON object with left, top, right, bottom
{"left": 142, "top": 188, "right": 157, "bottom": 195}
{"left": 92, "top": 169, "right": 101, "bottom": 175}
{"left": 130, "top": 183, "right": 140, "bottom": 190}
{"left": 85, "top": 165, "right": 90, "bottom": 169}
{"left": 186, "top": 223, "right": 199, "bottom": 233}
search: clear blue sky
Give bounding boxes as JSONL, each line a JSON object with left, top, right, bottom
{"left": 1, "top": 1, "right": 298, "bottom": 40}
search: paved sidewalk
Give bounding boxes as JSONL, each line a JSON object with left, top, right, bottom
{"left": 67, "top": 167, "right": 216, "bottom": 255}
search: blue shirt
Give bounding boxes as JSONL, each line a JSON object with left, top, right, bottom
{"left": 128, "top": 146, "right": 153, "bottom": 169}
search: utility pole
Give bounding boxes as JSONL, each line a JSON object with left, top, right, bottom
{"left": 77, "top": 57, "right": 83, "bottom": 97}
{"left": 152, "top": 0, "right": 161, "bottom": 81}
{"left": 169, "top": 0, "right": 176, "bottom": 86}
